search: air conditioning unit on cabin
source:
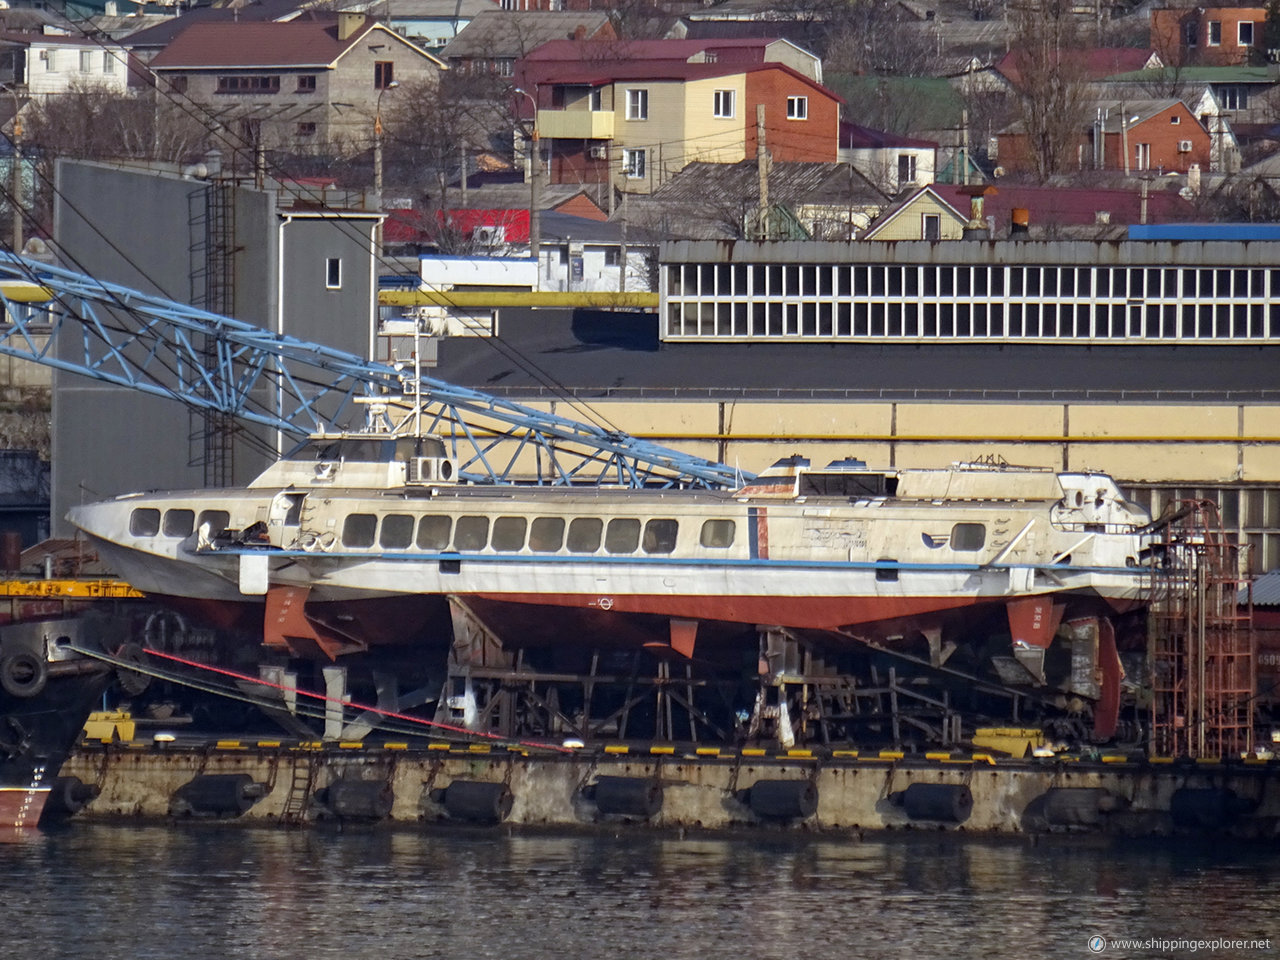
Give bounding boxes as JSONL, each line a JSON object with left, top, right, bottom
{"left": 406, "top": 456, "right": 456, "bottom": 484}
{"left": 588, "top": 145, "right": 608, "bottom": 159}
{"left": 1177, "top": 140, "right": 1193, "bottom": 152}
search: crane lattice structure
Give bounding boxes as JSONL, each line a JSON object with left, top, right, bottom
{"left": 0, "top": 253, "right": 748, "bottom": 489}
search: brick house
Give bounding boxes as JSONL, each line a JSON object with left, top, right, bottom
{"left": 1151, "top": 6, "right": 1266, "bottom": 66}
{"left": 996, "top": 98, "right": 1213, "bottom": 175}
{"left": 514, "top": 38, "right": 841, "bottom": 195}
{"left": 147, "top": 12, "right": 446, "bottom": 155}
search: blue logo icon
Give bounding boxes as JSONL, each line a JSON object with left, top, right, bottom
{"left": 1088, "top": 935, "right": 1106, "bottom": 953}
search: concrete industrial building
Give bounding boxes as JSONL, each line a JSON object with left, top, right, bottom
{"left": 50, "top": 159, "right": 381, "bottom": 536}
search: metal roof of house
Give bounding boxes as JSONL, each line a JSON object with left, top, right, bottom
{"left": 523, "top": 37, "right": 797, "bottom": 62}
{"left": 930, "top": 183, "right": 1196, "bottom": 234}
{"left": 623, "top": 160, "right": 887, "bottom": 240}
{"left": 120, "top": 0, "right": 310, "bottom": 48}
{"left": 840, "top": 120, "right": 936, "bottom": 151}
{"left": 148, "top": 14, "right": 443, "bottom": 70}
{"left": 439, "top": 10, "right": 614, "bottom": 60}
{"left": 994, "top": 47, "right": 1161, "bottom": 86}
{"left": 516, "top": 56, "right": 839, "bottom": 99}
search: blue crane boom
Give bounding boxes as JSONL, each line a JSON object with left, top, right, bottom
{"left": 0, "top": 253, "right": 749, "bottom": 489}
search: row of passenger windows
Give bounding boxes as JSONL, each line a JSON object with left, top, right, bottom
{"left": 130, "top": 508, "right": 228, "bottom": 538}
{"left": 131, "top": 508, "right": 991, "bottom": 556}
{"left": 343, "top": 513, "right": 737, "bottom": 554}
{"left": 128, "top": 507, "right": 738, "bottom": 554}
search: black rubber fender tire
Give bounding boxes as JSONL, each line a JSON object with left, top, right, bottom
{"left": 0, "top": 651, "right": 48, "bottom": 699}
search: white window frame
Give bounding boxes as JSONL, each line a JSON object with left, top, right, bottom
{"left": 622, "top": 147, "right": 646, "bottom": 180}
{"left": 713, "top": 89, "right": 735, "bottom": 119}
{"left": 1135, "top": 142, "right": 1152, "bottom": 171}
{"left": 1208, "top": 20, "right": 1222, "bottom": 45}
{"left": 922, "top": 213, "right": 940, "bottom": 240}
{"left": 325, "top": 257, "right": 342, "bottom": 290}
{"left": 79, "top": 50, "right": 93, "bottom": 73}
{"left": 1239, "top": 21, "right": 1254, "bottom": 46}
{"left": 898, "top": 153, "right": 917, "bottom": 186}
{"left": 41, "top": 49, "right": 55, "bottom": 72}
{"left": 786, "top": 96, "right": 807, "bottom": 120}
{"left": 626, "top": 88, "right": 648, "bottom": 121}
{"left": 102, "top": 50, "right": 116, "bottom": 74}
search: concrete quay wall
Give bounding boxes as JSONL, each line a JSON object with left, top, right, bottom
{"left": 59, "top": 744, "right": 1280, "bottom": 838}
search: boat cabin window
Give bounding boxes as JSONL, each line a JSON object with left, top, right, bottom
{"left": 395, "top": 437, "right": 447, "bottom": 461}
{"left": 417, "top": 515, "right": 451, "bottom": 550}
{"left": 455, "top": 516, "right": 490, "bottom": 551}
{"left": 700, "top": 519, "right": 735, "bottom": 548}
{"left": 493, "top": 516, "right": 528, "bottom": 551}
{"left": 297, "top": 437, "right": 396, "bottom": 463}
{"left": 951, "top": 523, "right": 986, "bottom": 551}
{"left": 130, "top": 508, "right": 161, "bottom": 537}
{"left": 643, "top": 519, "right": 678, "bottom": 554}
{"left": 606, "top": 518, "right": 641, "bottom": 554}
{"left": 380, "top": 514, "right": 414, "bottom": 549}
{"left": 163, "top": 509, "right": 194, "bottom": 538}
{"left": 530, "top": 517, "right": 565, "bottom": 551}
{"left": 198, "top": 510, "right": 230, "bottom": 537}
{"left": 343, "top": 514, "right": 377, "bottom": 548}
{"left": 568, "top": 517, "right": 603, "bottom": 552}
{"left": 799, "top": 472, "right": 896, "bottom": 498}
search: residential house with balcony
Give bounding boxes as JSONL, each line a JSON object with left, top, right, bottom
{"left": 147, "top": 12, "right": 446, "bottom": 155}
{"left": 514, "top": 38, "right": 841, "bottom": 195}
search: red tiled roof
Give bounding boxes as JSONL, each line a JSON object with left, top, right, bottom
{"left": 996, "top": 47, "right": 1158, "bottom": 87}
{"left": 149, "top": 15, "right": 375, "bottom": 69}
{"left": 931, "top": 183, "right": 1196, "bottom": 227}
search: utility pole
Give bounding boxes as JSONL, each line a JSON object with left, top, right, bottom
{"left": 756, "top": 103, "right": 770, "bottom": 239}
{"left": 373, "top": 80, "right": 399, "bottom": 257}
{"left": 10, "top": 109, "right": 20, "bottom": 255}
{"left": 514, "top": 87, "right": 541, "bottom": 286}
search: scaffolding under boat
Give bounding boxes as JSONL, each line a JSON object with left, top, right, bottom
{"left": 1150, "top": 500, "right": 1256, "bottom": 759}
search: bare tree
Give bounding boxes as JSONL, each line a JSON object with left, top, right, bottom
{"left": 818, "top": 0, "right": 939, "bottom": 77}
{"left": 27, "top": 83, "right": 206, "bottom": 163}
{"left": 1006, "top": 3, "right": 1093, "bottom": 182}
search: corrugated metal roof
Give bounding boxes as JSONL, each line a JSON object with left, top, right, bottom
{"left": 149, "top": 15, "right": 424, "bottom": 70}
{"left": 1251, "top": 570, "right": 1280, "bottom": 606}
{"left": 440, "top": 11, "right": 613, "bottom": 60}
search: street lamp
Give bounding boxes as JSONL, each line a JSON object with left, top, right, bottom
{"left": 374, "top": 79, "right": 399, "bottom": 255}
{"left": 513, "top": 86, "right": 541, "bottom": 279}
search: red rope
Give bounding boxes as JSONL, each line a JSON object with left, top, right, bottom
{"left": 142, "top": 647, "right": 574, "bottom": 754}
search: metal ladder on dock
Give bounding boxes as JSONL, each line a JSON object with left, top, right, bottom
{"left": 278, "top": 755, "right": 318, "bottom": 826}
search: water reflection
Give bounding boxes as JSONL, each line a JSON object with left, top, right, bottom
{"left": 4, "top": 826, "right": 1278, "bottom": 960}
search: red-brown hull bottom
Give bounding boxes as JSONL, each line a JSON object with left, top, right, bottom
{"left": 157, "top": 588, "right": 1141, "bottom": 655}
{"left": 0, "top": 788, "right": 49, "bottom": 829}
